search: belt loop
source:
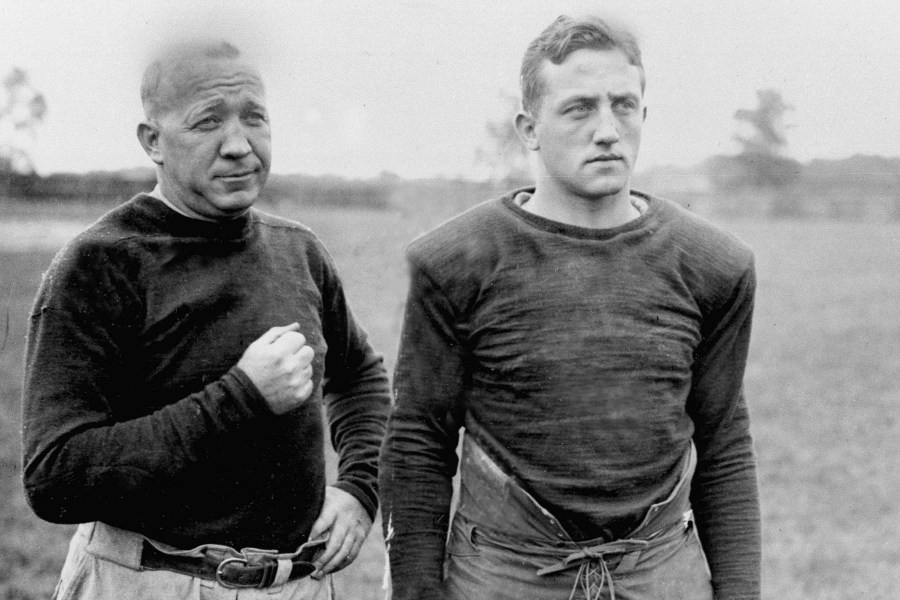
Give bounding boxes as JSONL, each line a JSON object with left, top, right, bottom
{"left": 84, "top": 521, "right": 144, "bottom": 570}
{"left": 271, "top": 558, "right": 293, "bottom": 587}
{"left": 79, "top": 522, "right": 97, "bottom": 544}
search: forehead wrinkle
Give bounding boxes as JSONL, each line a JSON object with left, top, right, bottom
{"left": 158, "top": 65, "right": 265, "bottom": 118}
{"left": 172, "top": 65, "right": 263, "bottom": 97}
{"left": 184, "top": 70, "right": 265, "bottom": 95}
{"left": 142, "top": 41, "right": 261, "bottom": 119}
{"left": 181, "top": 92, "right": 268, "bottom": 125}
{"left": 543, "top": 61, "right": 642, "bottom": 104}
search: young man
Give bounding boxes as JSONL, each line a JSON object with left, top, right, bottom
{"left": 22, "top": 41, "right": 390, "bottom": 599}
{"left": 381, "top": 15, "right": 760, "bottom": 600}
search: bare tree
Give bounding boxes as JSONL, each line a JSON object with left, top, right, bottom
{"left": 733, "top": 88, "right": 793, "bottom": 157}
{"left": 708, "top": 88, "right": 802, "bottom": 217}
{"left": 0, "top": 67, "right": 47, "bottom": 175}
{"left": 475, "top": 91, "right": 532, "bottom": 189}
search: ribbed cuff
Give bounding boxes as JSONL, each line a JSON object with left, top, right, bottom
{"left": 332, "top": 480, "right": 378, "bottom": 522}
{"left": 228, "top": 366, "right": 275, "bottom": 417}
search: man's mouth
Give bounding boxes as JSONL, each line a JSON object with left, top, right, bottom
{"left": 586, "top": 154, "right": 621, "bottom": 163}
{"left": 219, "top": 170, "right": 256, "bottom": 179}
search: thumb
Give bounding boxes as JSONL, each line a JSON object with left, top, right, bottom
{"left": 309, "top": 504, "right": 336, "bottom": 540}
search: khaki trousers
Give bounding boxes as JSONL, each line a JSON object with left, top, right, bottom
{"left": 53, "top": 522, "right": 334, "bottom": 600}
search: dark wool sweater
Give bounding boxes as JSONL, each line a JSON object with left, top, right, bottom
{"left": 381, "top": 190, "right": 760, "bottom": 599}
{"left": 22, "top": 194, "right": 390, "bottom": 551}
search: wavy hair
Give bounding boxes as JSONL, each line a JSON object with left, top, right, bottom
{"left": 520, "top": 15, "right": 644, "bottom": 115}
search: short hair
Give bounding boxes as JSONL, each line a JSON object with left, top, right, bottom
{"left": 140, "top": 40, "right": 242, "bottom": 119}
{"left": 520, "top": 15, "right": 644, "bottom": 115}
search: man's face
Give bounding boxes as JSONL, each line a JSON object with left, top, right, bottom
{"left": 149, "top": 55, "right": 271, "bottom": 219}
{"left": 526, "top": 48, "right": 645, "bottom": 202}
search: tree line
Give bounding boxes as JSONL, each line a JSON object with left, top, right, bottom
{"left": 479, "top": 88, "right": 900, "bottom": 221}
{"left": 2, "top": 67, "right": 898, "bottom": 221}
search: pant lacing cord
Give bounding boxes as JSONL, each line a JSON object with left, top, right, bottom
{"left": 534, "top": 509, "right": 693, "bottom": 600}
{"left": 570, "top": 555, "right": 614, "bottom": 600}
{"left": 537, "top": 539, "right": 647, "bottom": 600}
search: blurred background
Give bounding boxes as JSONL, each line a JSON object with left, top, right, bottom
{"left": 2, "top": 1, "right": 898, "bottom": 598}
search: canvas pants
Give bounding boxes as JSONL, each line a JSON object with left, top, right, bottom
{"left": 444, "top": 433, "right": 713, "bottom": 600}
{"left": 52, "top": 522, "right": 333, "bottom": 600}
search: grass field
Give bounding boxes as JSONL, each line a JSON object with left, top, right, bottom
{"left": 1, "top": 196, "right": 898, "bottom": 599}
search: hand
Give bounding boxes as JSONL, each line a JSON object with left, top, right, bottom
{"left": 309, "top": 486, "right": 372, "bottom": 578}
{"left": 236, "top": 323, "right": 315, "bottom": 414}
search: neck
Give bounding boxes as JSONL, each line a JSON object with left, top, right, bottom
{"left": 149, "top": 183, "right": 207, "bottom": 221}
{"left": 154, "top": 175, "right": 216, "bottom": 221}
{"left": 156, "top": 171, "right": 249, "bottom": 222}
{"left": 522, "top": 184, "right": 640, "bottom": 229}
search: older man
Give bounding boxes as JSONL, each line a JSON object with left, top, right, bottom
{"left": 22, "top": 41, "right": 389, "bottom": 599}
{"left": 381, "top": 15, "right": 761, "bottom": 600}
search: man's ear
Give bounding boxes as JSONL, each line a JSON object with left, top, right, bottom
{"left": 514, "top": 111, "right": 540, "bottom": 151}
{"left": 137, "top": 121, "right": 164, "bottom": 165}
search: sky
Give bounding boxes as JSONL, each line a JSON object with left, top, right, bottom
{"left": 1, "top": 0, "right": 898, "bottom": 178}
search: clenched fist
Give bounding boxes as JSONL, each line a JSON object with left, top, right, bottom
{"left": 236, "top": 323, "right": 316, "bottom": 414}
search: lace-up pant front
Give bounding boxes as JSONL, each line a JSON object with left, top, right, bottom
{"left": 444, "top": 435, "right": 713, "bottom": 600}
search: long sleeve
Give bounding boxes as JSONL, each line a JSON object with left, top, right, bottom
{"left": 22, "top": 197, "right": 387, "bottom": 550}
{"left": 380, "top": 261, "right": 469, "bottom": 600}
{"left": 319, "top": 247, "right": 391, "bottom": 522}
{"left": 380, "top": 192, "right": 761, "bottom": 598}
{"left": 21, "top": 238, "right": 271, "bottom": 524}
{"left": 687, "top": 262, "right": 761, "bottom": 600}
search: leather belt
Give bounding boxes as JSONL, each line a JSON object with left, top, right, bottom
{"left": 141, "top": 538, "right": 325, "bottom": 589}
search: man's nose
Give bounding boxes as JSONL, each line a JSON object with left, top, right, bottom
{"left": 592, "top": 109, "right": 620, "bottom": 145}
{"left": 219, "top": 119, "right": 252, "bottom": 158}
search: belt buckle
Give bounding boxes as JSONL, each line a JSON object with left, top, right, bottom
{"left": 215, "top": 556, "right": 259, "bottom": 589}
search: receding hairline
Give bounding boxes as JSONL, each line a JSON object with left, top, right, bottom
{"left": 140, "top": 40, "right": 257, "bottom": 119}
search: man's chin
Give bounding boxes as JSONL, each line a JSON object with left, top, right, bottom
{"left": 215, "top": 175, "right": 264, "bottom": 199}
{"left": 205, "top": 191, "right": 259, "bottom": 218}
{"left": 572, "top": 179, "right": 629, "bottom": 201}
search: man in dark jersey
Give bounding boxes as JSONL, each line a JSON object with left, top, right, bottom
{"left": 22, "top": 40, "right": 389, "bottom": 599}
{"left": 380, "top": 15, "right": 760, "bottom": 600}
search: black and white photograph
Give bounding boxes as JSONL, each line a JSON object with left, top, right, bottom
{"left": 1, "top": 1, "right": 897, "bottom": 599}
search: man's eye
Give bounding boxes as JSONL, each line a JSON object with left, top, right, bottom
{"left": 614, "top": 100, "right": 637, "bottom": 112}
{"left": 194, "top": 117, "right": 219, "bottom": 129}
{"left": 244, "top": 112, "right": 268, "bottom": 124}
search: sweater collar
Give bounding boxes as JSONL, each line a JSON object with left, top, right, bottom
{"left": 133, "top": 193, "right": 255, "bottom": 242}
{"left": 501, "top": 187, "right": 659, "bottom": 241}
{"left": 147, "top": 184, "right": 217, "bottom": 222}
